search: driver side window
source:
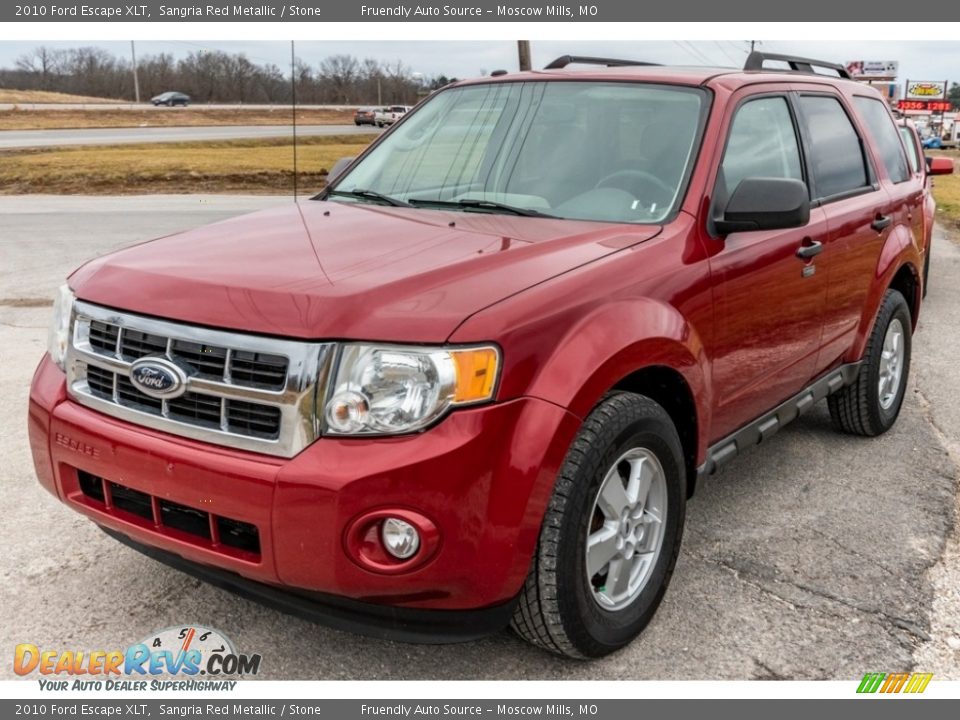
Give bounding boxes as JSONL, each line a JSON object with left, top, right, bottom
{"left": 720, "top": 96, "right": 804, "bottom": 199}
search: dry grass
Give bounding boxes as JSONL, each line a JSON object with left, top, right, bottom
{"left": 0, "top": 107, "right": 354, "bottom": 131}
{"left": 0, "top": 88, "right": 124, "bottom": 104}
{"left": 931, "top": 150, "right": 960, "bottom": 236}
{"left": 0, "top": 134, "right": 377, "bottom": 195}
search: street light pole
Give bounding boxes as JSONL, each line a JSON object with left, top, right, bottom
{"left": 130, "top": 41, "right": 140, "bottom": 103}
{"left": 517, "top": 40, "right": 531, "bottom": 72}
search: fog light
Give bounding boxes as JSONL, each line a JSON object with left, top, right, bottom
{"left": 381, "top": 518, "right": 420, "bottom": 559}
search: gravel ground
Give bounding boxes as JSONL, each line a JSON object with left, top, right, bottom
{"left": 0, "top": 195, "right": 957, "bottom": 680}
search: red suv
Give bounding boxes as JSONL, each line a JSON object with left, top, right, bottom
{"left": 29, "top": 52, "right": 954, "bottom": 658}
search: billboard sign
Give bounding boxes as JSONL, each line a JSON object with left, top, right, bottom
{"left": 905, "top": 80, "right": 948, "bottom": 101}
{"left": 845, "top": 60, "right": 899, "bottom": 78}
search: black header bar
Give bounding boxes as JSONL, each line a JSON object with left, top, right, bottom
{"left": 2, "top": 0, "right": 934, "bottom": 22}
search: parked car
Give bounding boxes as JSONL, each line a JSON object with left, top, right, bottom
{"left": 374, "top": 105, "right": 410, "bottom": 127}
{"left": 354, "top": 107, "right": 377, "bottom": 126}
{"left": 898, "top": 119, "right": 955, "bottom": 296}
{"left": 150, "top": 91, "right": 190, "bottom": 107}
{"left": 31, "top": 52, "right": 950, "bottom": 659}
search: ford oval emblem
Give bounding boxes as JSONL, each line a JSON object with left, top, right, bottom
{"left": 129, "top": 357, "right": 188, "bottom": 399}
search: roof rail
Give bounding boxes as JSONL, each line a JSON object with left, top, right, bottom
{"left": 744, "top": 51, "right": 851, "bottom": 79}
{"left": 544, "top": 55, "right": 662, "bottom": 70}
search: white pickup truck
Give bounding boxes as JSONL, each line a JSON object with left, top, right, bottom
{"left": 374, "top": 105, "right": 411, "bottom": 127}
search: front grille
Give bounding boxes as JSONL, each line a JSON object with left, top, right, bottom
{"left": 81, "top": 367, "right": 282, "bottom": 438}
{"left": 78, "top": 470, "right": 261, "bottom": 558}
{"left": 90, "top": 322, "right": 289, "bottom": 391}
{"left": 67, "top": 301, "right": 334, "bottom": 457}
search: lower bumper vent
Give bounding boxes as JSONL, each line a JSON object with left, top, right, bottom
{"left": 76, "top": 470, "right": 260, "bottom": 559}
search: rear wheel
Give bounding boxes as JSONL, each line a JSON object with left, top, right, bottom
{"left": 923, "top": 249, "right": 931, "bottom": 299}
{"left": 828, "top": 288, "right": 912, "bottom": 436}
{"left": 511, "top": 392, "right": 686, "bottom": 658}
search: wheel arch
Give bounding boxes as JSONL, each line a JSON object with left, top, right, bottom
{"left": 611, "top": 366, "right": 700, "bottom": 498}
{"left": 848, "top": 226, "right": 922, "bottom": 361}
{"left": 513, "top": 298, "right": 711, "bottom": 497}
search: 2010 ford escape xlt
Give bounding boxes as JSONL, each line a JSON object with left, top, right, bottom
{"left": 29, "top": 52, "right": 954, "bottom": 658}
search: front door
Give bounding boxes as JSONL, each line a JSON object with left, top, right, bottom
{"left": 707, "top": 92, "right": 828, "bottom": 440}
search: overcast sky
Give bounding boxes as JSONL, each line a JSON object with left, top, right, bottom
{"left": 0, "top": 40, "right": 957, "bottom": 84}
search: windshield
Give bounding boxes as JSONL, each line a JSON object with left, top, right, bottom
{"left": 327, "top": 81, "right": 706, "bottom": 224}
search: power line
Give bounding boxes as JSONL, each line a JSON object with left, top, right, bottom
{"left": 682, "top": 41, "right": 719, "bottom": 66}
{"left": 673, "top": 41, "right": 712, "bottom": 66}
{"left": 713, "top": 41, "right": 738, "bottom": 66}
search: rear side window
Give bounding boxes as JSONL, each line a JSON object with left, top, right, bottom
{"left": 797, "top": 95, "right": 870, "bottom": 199}
{"left": 854, "top": 97, "right": 910, "bottom": 183}
{"left": 898, "top": 125, "right": 922, "bottom": 175}
{"left": 720, "top": 96, "right": 803, "bottom": 195}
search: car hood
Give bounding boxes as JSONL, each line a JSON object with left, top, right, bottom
{"left": 69, "top": 200, "right": 661, "bottom": 342}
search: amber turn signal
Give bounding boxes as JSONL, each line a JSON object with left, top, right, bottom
{"left": 451, "top": 347, "right": 499, "bottom": 404}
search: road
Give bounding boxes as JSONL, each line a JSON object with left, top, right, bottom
{"left": 0, "top": 195, "right": 957, "bottom": 680}
{"left": 0, "top": 103, "right": 353, "bottom": 111}
{"left": 0, "top": 124, "right": 377, "bottom": 149}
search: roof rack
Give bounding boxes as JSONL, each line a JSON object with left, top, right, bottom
{"left": 544, "top": 55, "right": 662, "bottom": 70}
{"left": 744, "top": 51, "right": 851, "bottom": 79}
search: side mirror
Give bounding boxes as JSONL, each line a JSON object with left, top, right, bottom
{"left": 714, "top": 177, "right": 810, "bottom": 235}
{"left": 327, "top": 156, "right": 355, "bottom": 184}
{"left": 928, "top": 156, "right": 955, "bottom": 176}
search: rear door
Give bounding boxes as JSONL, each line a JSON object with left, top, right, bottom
{"left": 707, "top": 89, "right": 829, "bottom": 439}
{"left": 792, "top": 91, "right": 892, "bottom": 373}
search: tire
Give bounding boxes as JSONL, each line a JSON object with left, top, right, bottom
{"left": 828, "top": 288, "right": 912, "bottom": 436}
{"left": 923, "top": 249, "right": 931, "bottom": 299}
{"left": 511, "top": 392, "right": 686, "bottom": 658}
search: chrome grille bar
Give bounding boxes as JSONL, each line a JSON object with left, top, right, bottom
{"left": 66, "top": 301, "right": 334, "bottom": 458}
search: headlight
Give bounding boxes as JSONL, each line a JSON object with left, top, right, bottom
{"left": 324, "top": 344, "right": 500, "bottom": 435}
{"left": 47, "top": 285, "right": 75, "bottom": 370}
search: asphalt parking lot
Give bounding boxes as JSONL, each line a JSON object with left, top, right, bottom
{"left": 1, "top": 195, "right": 958, "bottom": 680}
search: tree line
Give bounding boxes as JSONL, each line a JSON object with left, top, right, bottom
{"left": 1, "top": 46, "right": 459, "bottom": 105}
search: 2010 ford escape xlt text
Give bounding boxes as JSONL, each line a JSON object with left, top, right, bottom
{"left": 29, "top": 52, "right": 954, "bottom": 658}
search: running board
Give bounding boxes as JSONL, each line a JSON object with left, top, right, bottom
{"left": 697, "top": 362, "right": 862, "bottom": 478}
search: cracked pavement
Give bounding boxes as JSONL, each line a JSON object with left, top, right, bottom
{"left": 0, "top": 195, "right": 957, "bottom": 680}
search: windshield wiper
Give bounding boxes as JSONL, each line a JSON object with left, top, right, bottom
{"left": 326, "top": 188, "right": 411, "bottom": 207}
{"left": 407, "top": 197, "right": 555, "bottom": 218}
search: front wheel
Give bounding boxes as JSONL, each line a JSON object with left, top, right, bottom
{"left": 828, "top": 288, "right": 912, "bottom": 436}
{"left": 511, "top": 392, "right": 686, "bottom": 658}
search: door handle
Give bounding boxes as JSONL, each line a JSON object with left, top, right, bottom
{"left": 871, "top": 215, "right": 892, "bottom": 232}
{"left": 796, "top": 240, "right": 823, "bottom": 260}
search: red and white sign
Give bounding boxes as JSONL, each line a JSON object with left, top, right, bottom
{"left": 905, "top": 81, "right": 948, "bottom": 101}
{"left": 845, "top": 60, "right": 898, "bottom": 78}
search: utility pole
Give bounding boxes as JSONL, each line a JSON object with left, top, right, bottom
{"left": 130, "top": 41, "right": 140, "bottom": 103}
{"left": 291, "top": 40, "right": 298, "bottom": 200}
{"left": 517, "top": 40, "right": 531, "bottom": 72}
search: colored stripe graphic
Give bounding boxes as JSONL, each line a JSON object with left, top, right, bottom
{"left": 857, "top": 673, "right": 886, "bottom": 693}
{"left": 904, "top": 673, "right": 934, "bottom": 694}
{"left": 857, "top": 672, "right": 932, "bottom": 694}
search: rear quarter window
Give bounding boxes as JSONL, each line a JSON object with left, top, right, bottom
{"left": 898, "top": 125, "right": 922, "bottom": 175}
{"left": 854, "top": 96, "right": 911, "bottom": 184}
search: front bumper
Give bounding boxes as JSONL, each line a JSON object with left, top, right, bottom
{"left": 29, "top": 355, "right": 580, "bottom": 617}
{"left": 102, "top": 527, "right": 517, "bottom": 643}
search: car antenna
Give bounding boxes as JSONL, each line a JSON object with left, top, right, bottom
{"left": 291, "top": 40, "right": 299, "bottom": 202}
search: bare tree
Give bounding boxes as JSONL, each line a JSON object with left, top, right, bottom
{"left": 0, "top": 46, "right": 434, "bottom": 105}
{"left": 318, "top": 54, "right": 360, "bottom": 104}
{"left": 14, "top": 46, "right": 63, "bottom": 89}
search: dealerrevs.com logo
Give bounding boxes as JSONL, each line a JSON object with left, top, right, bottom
{"left": 14, "top": 625, "right": 261, "bottom": 691}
